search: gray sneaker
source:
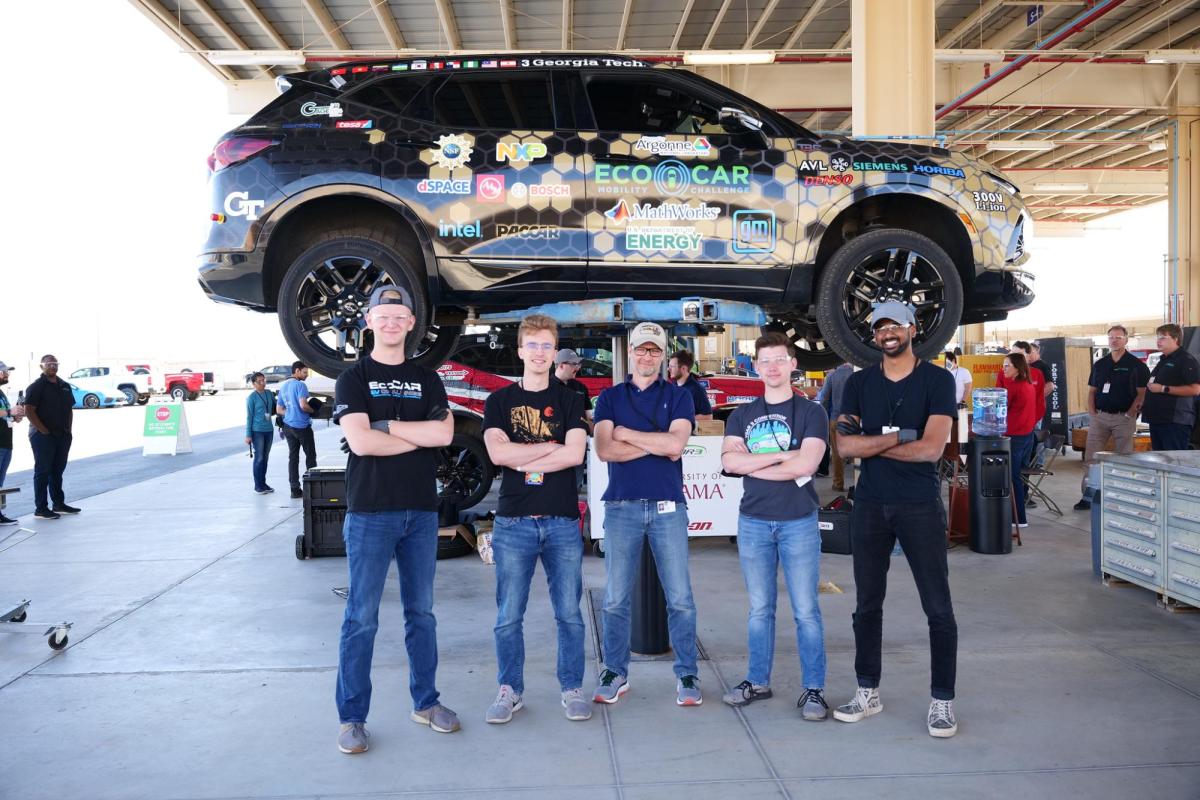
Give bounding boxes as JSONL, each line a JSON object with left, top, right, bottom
{"left": 592, "top": 669, "right": 629, "bottom": 704}
{"left": 485, "top": 685, "right": 523, "bottom": 724}
{"left": 798, "top": 688, "right": 829, "bottom": 721}
{"left": 722, "top": 680, "right": 773, "bottom": 707}
{"left": 676, "top": 675, "right": 702, "bottom": 706}
{"left": 337, "top": 722, "right": 369, "bottom": 754}
{"left": 928, "top": 698, "right": 958, "bottom": 738}
{"left": 562, "top": 688, "right": 592, "bottom": 721}
{"left": 833, "top": 687, "right": 882, "bottom": 723}
{"left": 411, "top": 704, "right": 461, "bottom": 733}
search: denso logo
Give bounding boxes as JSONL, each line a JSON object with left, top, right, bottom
{"left": 594, "top": 160, "right": 750, "bottom": 196}
{"left": 496, "top": 142, "right": 548, "bottom": 163}
{"left": 300, "top": 101, "right": 343, "bottom": 118}
{"left": 223, "top": 191, "right": 265, "bottom": 221}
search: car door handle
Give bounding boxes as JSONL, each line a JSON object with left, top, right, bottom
{"left": 390, "top": 138, "right": 434, "bottom": 148}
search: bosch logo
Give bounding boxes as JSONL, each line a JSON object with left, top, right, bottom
{"left": 223, "top": 191, "right": 265, "bottom": 221}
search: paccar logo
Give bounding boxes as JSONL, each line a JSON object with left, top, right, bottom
{"left": 632, "top": 136, "right": 712, "bottom": 157}
{"left": 687, "top": 521, "right": 713, "bottom": 531}
{"left": 496, "top": 142, "right": 548, "bottom": 163}
{"left": 682, "top": 445, "right": 706, "bottom": 456}
{"left": 223, "top": 191, "right": 265, "bottom": 221}
{"left": 476, "top": 174, "right": 506, "bottom": 202}
{"left": 496, "top": 224, "right": 560, "bottom": 240}
{"left": 300, "top": 101, "right": 343, "bottom": 118}
{"left": 416, "top": 178, "right": 471, "bottom": 194}
{"left": 594, "top": 160, "right": 750, "bottom": 195}
{"left": 732, "top": 210, "right": 776, "bottom": 254}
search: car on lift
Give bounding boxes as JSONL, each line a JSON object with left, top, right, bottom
{"left": 198, "top": 53, "right": 1032, "bottom": 375}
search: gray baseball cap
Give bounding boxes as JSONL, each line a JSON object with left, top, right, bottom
{"left": 554, "top": 348, "right": 582, "bottom": 365}
{"left": 871, "top": 301, "right": 916, "bottom": 328}
{"left": 0, "top": 361, "right": 10, "bottom": 372}
{"left": 367, "top": 284, "right": 415, "bottom": 311}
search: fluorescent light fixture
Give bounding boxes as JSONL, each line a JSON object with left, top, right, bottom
{"left": 1032, "top": 182, "right": 1089, "bottom": 193}
{"left": 1144, "top": 49, "right": 1200, "bottom": 64}
{"left": 1147, "top": 141, "right": 1167, "bottom": 152}
{"left": 986, "top": 140, "right": 1057, "bottom": 152}
{"left": 206, "top": 50, "right": 307, "bottom": 66}
{"left": 1059, "top": 206, "right": 1098, "bottom": 214}
{"left": 937, "top": 49, "right": 1005, "bottom": 63}
{"left": 683, "top": 50, "right": 775, "bottom": 66}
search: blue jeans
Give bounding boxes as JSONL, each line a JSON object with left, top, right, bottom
{"left": 336, "top": 510, "right": 440, "bottom": 723}
{"left": 492, "top": 515, "right": 585, "bottom": 693}
{"left": 0, "top": 447, "right": 11, "bottom": 488}
{"left": 250, "top": 431, "right": 273, "bottom": 490}
{"left": 1150, "top": 422, "right": 1192, "bottom": 452}
{"left": 1009, "top": 432, "right": 1035, "bottom": 525}
{"left": 737, "top": 513, "right": 826, "bottom": 689}
{"left": 850, "top": 500, "right": 957, "bottom": 700}
{"left": 601, "top": 500, "right": 697, "bottom": 679}
{"left": 29, "top": 430, "right": 71, "bottom": 511}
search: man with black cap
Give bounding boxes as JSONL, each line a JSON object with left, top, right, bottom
{"left": 24, "top": 355, "right": 81, "bottom": 520}
{"left": 832, "top": 302, "right": 960, "bottom": 738}
{"left": 332, "top": 285, "right": 459, "bottom": 754}
{"left": 0, "top": 360, "right": 25, "bottom": 525}
{"left": 553, "top": 348, "right": 591, "bottom": 412}
{"left": 591, "top": 322, "right": 701, "bottom": 708}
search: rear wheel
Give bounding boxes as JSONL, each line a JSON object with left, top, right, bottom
{"left": 435, "top": 433, "right": 495, "bottom": 510}
{"left": 169, "top": 384, "right": 187, "bottom": 402}
{"left": 120, "top": 387, "right": 137, "bottom": 405}
{"left": 765, "top": 314, "right": 843, "bottom": 372}
{"left": 276, "top": 228, "right": 460, "bottom": 378}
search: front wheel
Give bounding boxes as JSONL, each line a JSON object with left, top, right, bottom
{"left": 815, "top": 228, "right": 964, "bottom": 367}
{"left": 435, "top": 433, "right": 495, "bottom": 510}
{"left": 120, "top": 387, "right": 137, "bottom": 406}
{"left": 169, "top": 384, "right": 187, "bottom": 402}
{"left": 82, "top": 394, "right": 100, "bottom": 410}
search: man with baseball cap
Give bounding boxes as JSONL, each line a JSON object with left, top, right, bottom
{"left": 332, "top": 284, "right": 460, "bottom": 754}
{"left": 0, "top": 361, "right": 25, "bottom": 525}
{"left": 592, "top": 322, "right": 702, "bottom": 707}
{"left": 24, "top": 354, "right": 80, "bottom": 520}
{"left": 553, "top": 348, "right": 591, "bottom": 412}
{"left": 832, "top": 301, "right": 961, "bottom": 738}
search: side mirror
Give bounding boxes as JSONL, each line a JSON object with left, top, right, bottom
{"left": 719, "top": 107, "right": 763, "bottom": 132}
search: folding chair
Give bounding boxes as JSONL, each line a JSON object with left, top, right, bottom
{"left": 1021, "top": 432, "right": 1064, "bottom": 516}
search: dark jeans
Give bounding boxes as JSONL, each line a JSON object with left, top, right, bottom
{"left": 1149, "top": 422, "right": 1192, "bottom": 452}
{"left": 282, "top": 423, "right": 316, "bottom": 491}
{"left": 1009, "top": 432, "right": 1035, "bottom": 525}
{"left": 29, "top": 430, "right": 71, "bottom": 512}
{"left": 850, "top": 499, "right": 957, "bottom": 700}
{"left": 250, "top": 431, "right": 273, "bottom": 490}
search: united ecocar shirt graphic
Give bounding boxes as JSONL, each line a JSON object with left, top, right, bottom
{"left": 368, "top": 380, "right": 423, "bottom": 400}
{"left": 726, "top": 397, "right": 828, "bottom": 521}
{"left": 745, "top": 413, "right": 796, "bottom": 453}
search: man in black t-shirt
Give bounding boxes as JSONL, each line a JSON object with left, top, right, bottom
{"left": 1142, "top": 323, "right": 1200, "bottom": 451}
{"left": 482, "top": 314, "right": 590, "bottom": 726}
{"left": 332, "top": 286, "right": 459, "bottom": 754}
{"left": 833, "top": 302, "right": 960, "bottom": 739}
{"left": 0, "top": 360, "right": 26, "bottom": 525}
{"left": 553, "top": 349, "right": 591, "bottom": 410}
{"left": 24, "top": 354, "right": 80, "bottom": 520}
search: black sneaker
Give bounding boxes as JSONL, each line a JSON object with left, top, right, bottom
{"left": 52, "top": 504, "right": 81, "bottom": 515}
{"left": 0, "top": 513, "right": 18, "bottom": 526}
{"left": 1073, "top": 498, "right": 1091, "bottom": 511}
{"left": 33, "top": 509, "right": 61, "bottom": 520}
{"left": 797, "top": 688, "right": 829, "bottom": 721}
{"left": 290, "top": 489, "right": 304, "bottom": 499}
{"left": 722, "top": 680, "right": 773, "bottom": 707}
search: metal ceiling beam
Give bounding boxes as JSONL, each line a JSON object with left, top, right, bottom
{"left": 127, "top": 0, "right": 236, "bottom": 82}
{"left": 562, "top": 0, "right": 572, "bottom": 50}
{"left": 937, "top": 0, "right": 1006, "bottom": 49}
{"left": 500, "top": 0, "right": 516, "bottom": 49}
{"left": 236, "top": 0, "right": 289, "bottom": 50}
{"left": 743, "top": 0, "right": 782, "bottom": 49}
{"left": 189, "top": 0, "right": 272, "bottom": 77}
{"left": 1085, "top": 0, "right": 1195, "bottom": 53}
{"left": 702, "top": 0, "right": 735, "bottom": 50}
{"left": 1128, "top": 10, "right": 1200, "bottom": 51}
{"left": 782, "top": 0, "right": 829, "bottom": 50}
{"left": 671, "top": 0, "right": 697, "bottom": 50}
{"left": 300, "top": 0, "right": 349, "bottom": 50}
{"left": 433, "top": 0, "right": 462, "bottom": 50}
{"left": 370, "top": 0, "right": 407, "bottom": 50}
{"left": 981, "top": 4, "right": 1073, "bottom": 49}
{"left": 1007, "top": 112, "right": 1160, "bottom": 169}
{"left": 616, "top": 0, "right": 634, "bottom": 50}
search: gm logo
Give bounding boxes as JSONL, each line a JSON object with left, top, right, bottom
{"left": 496, "top": 142, "right": 548, "bottom": 163}
{"left": 732, "top": 210, "right": 776, "bottom": 254}
{"left": 653, "top": 160, "right": 691, "bottom": 196}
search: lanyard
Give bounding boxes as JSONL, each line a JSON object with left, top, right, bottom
{"left": 624, "top": 380, "right": 666, "bottom": 432}
{"left": 878, "top": 366, "right": 914, "bottom": 428}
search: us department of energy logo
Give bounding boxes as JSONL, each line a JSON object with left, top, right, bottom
{"left": 431, "top": 134, "right": 473, "bottom": 170}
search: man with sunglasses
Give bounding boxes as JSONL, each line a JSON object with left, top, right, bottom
{"left": 24, "top": 355, "right": 81, "bottom": 520}
{"left": 592, "top": 322, "right": 700, "bottom": 707}
{"left": 833, "top": 303, "right": 959, "bottom": 738}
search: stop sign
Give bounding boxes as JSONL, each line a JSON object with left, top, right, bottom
{"left": 155, "top": 407, "right": 171, "bottom": 422}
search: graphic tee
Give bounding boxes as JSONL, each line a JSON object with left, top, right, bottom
{"left": 483, "top": 381, "right": 587, "bottom": 518}
{"left": 726, "top": 395, "right": 828, "bottom": 520}
{"left": 334, "top": 357, "right": 449, "bottom": 513}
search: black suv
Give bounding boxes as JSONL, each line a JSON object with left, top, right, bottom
{"left": 199, "top": 53, "right": 1032, "bottom": 374}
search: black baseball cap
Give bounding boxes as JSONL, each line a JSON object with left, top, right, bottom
{"left": 368, "top": 285, "right": 415, "bottom": 311}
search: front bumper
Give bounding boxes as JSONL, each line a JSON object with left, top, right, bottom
{"left": 198, "top": 250, "right": 269, "bottom": 310}
{"left": 962, "top": 270, "right": 1034, "bottom": 324}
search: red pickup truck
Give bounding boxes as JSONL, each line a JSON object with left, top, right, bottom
{"left": 162, "top": 372, "right": 204, "bottom": 402}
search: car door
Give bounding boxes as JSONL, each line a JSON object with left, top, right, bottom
{"left": 580, "top": 70, "right": 797, "bottom": 302}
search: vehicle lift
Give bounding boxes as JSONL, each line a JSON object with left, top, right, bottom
{"left": 478, "top": 297, "right": 768, "bottom": 656}
{"left": 1, "top": 490, "right": 73, "bottom": 651}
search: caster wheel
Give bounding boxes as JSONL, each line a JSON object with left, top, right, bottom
{"left": 295, "top": 534, "right": 307, "bottom": 560}
{"left": 49, "top": 631, "right": 68, "bottom": 650}
{"left": 728, "top": 536, "right": 737, "bottom": 545}
{"left": 592, "top": 540, "right": 605, "bottom": 558}
{"left": 12, "top": 610, "right": 27, "bottom": 623}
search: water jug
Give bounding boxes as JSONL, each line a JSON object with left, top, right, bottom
{"left": 972, "top": 388, "right": 1008, "bottom": 437}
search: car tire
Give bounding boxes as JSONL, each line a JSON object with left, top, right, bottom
{"left": 815, "top": 227, "right": 964, "bottom": 367}
{"left": 120, "top": 387, "right": 138, "bottom": 405}
{"left": 137, "top": 396, "right": 150, "bottom": 406}
{"left": 435, "top": 433, "right": 495, "bottom": 511}
{"left": 276, "top": 228, "right": 461, "bottom": 377}
{"left": 169, "top": 384, "right": 187, "bottom": 402}
{"left": 765, "top": 315, "right": 844, "bottom": 372}
{"left": 82, "top": 393, "right": 100, "bottom": 410}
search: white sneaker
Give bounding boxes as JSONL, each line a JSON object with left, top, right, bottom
{"left": 833, "top": 687, "right": 882, "bottom": 723}
{"left": 485, "top": 685, "right": 522, "bottom": 724}
{"left": 928, "top": 698, "right": 958, "bottom": 738}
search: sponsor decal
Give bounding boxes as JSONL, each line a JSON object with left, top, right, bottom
{"left": 282, "top": 122, "right": 322, "bottom": 129}
{"left": 436, "top": 366, "right": 469, "bottom": 381}
{"left": 804, "top": 174, "right": 853, "bottom": 187}
{"left": 300, "top": 101, "right": 343, "bottom": 118}
{"left": 724, "top": 395, "right": 757, "bottom": 403}
{"left": 797, "top": 142, "right": 822, "bottom": 152}
{"left": 510, "top": 182, "right": 571, "bottom": 200}
{"left": 330, "top": 67, "right": 347, "bottom": 76}
{"left": 351, "top": 66, "right": 369, "bottom": 74}
{"left": 371, "top": 64, "right": 389, "bottom": 72}
{"left": 852, "top": 160, "right": 967, "bottom": 179}
{"left": 632, "top": 136, "right": 712, "bottom": 157}
{"left": 496, "top": 141, "right": 548, "bottom": 163}
{"left": 411, "top": 60, "right": 428, "bottom": 70}
{"left": 368, "top": 380, "right": 423, "bottom": 399}
{"left": 732, "top": 210, "right": 776, "bottom": 254}
{"left": 683, "top": 445, "right": 707, "bottom": 456}
{"left": 830, "top": 154, "right": 851, "bottom": 172}
{"left": 626, "top": 225, "right": 703, "bottom": 252}
{"left": 476, "top": 174, "right": 506, "bottom": 202}
{"left": 335, "top": 120, "right": 374, "bottom": 129}
{"left": 604, "top": 199, "right": 720, "bottom": 224}
{"left": 798, "top": 158, "right": 827, "bottom": 172}
{"left": 447, "top": 60, "right": 461, "bottom": 69}
{"left": 438, "top": 219, "right": 482, "bottom": 238}
{"left": 481, "top": 59, "right": 498, "bottom": 68}
{"left": 594, "top": 160, "right": 750, "bottom": 196}
{"left": 391, "top": 63, "right": 409, "bottom": 71}
{"left": 465, "top": 60, "right": 479, "bottom": 69}
{"left": 497, "top": 224, "right": 560, "bottom": 239}
{"left": 431, "top": 133, "right": 473, "bottom": 169}
{"left": 416, "top": 178, "right": 471, "bottom": 194}
{"left": 912, "top": 163, "right": 966, "bottom": 178}
{"left": 223, "top": 191, "right": 265, "bottom": 221}
{"left": 500, "top": 59, "right": 518, "bottom": 68}
{"left": 687, "top": 521, "right": 713, "bottom": 531}
{"left": 972, "top": 190, "right": 1006, "bottom": 212}
{"left": 431, "top": 61, "right": 444, "bottom": 70}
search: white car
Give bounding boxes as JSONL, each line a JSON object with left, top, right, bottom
{"left": 67, "top": 367, "right": 151, "bottom": 406}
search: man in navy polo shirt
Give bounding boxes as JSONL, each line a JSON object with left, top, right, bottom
{"left": 592, "top": 322, "right": 700, "bottom": 707}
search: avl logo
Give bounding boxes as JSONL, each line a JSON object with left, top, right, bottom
{"left": 732, "top": 210, "right": 776, "bottom": 254}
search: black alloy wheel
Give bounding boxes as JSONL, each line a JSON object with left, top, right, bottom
{"left": 435, "top": 433, "right": 495, "bottom": 511}
{"left": 765, "top": 313, "right": 844, "bottom": 372}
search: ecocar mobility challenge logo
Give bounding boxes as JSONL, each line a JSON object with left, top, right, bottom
{"left": 593, "top": 159, "right": 750, "bottom": 196}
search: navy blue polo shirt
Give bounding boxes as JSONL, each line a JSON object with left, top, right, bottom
{"left": 593, "top": 376, "right": 695, "bottom": 502}
{"left": 680, "top": 374, "right": 713, "bottom": 416}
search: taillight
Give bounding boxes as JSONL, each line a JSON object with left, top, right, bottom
{"left": 207, "top": 136, "right": 276, "bottom": 173}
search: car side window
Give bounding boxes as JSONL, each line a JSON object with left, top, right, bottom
{"left": 431, "top": 72, "right": 554, "bottom": 130}
{"left": 585, "top": 75, "right": 722, "bottom": 134}
{"left": 345, "top": 74, "right": 440, "bottom": 116}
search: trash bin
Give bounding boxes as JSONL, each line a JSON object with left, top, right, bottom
{"left": 968, "top": 436, "right": 1013, "bottom": 554}
{"left": 630, "top": 540, "right": 670, "bottom": 655}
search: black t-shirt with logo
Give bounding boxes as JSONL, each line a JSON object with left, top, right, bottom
{"left": 25, "top": 376, "right": 74, "bottom": 435}
{"left": 333, "top": 357, "right": 450, "bottom": 513}
{"left": 726, "top": 395, "right": 827, "bottom": 520}
{"left": 1142, "top": 349, "right": 1200, "bottom": 426}
{"left": 1089, "top": 351, "right": 1150, "bottom": 414}
{"left": 483, "top": 381, "right": 587, "bottom": 518}
{"left": 0, "top": 390, "right": 13, "bottom": 450}
{"left": 841, "top": 360, "right": 956, "bottom": 503}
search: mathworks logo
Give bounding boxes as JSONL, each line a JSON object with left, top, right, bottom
{"left": 604, "top": 199, "right": 721, "bottom": 224}
{"left": 594, "top": 160, "right": 750, "bottom": 196}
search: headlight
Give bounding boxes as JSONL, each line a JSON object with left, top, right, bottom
{"left": 986, "top": 172, "right": 1020, "bottom": 196}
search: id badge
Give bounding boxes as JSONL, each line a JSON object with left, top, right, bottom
{"left": 524, "top": 472, "right": 544, "bottom": 486}
{"left": 657, "top": 500, "right": 676, "bottom": 514}
{"left": 882, "top": 425, "right": 899, "bottom": 435}
{"left": 1102, "top": 382, "right": 1111, "bottom": 394}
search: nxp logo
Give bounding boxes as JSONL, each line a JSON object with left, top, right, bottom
{"left": 732, "top": 210, "right": 776, "bottom": 254}
{"left": 496, "top": 142, "right": 548, "bottom": 163}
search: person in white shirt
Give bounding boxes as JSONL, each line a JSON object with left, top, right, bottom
{"left": 944, "top": 352, "right": 972, "bottom": 406}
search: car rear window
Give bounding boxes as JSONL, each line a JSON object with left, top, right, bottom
{"left": 345, "top": 74, "right": 440, "bottom": 116}
{"left": 431, "top": 72, "right": 555, "bottom": 130}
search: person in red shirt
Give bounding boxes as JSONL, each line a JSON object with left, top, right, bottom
{"left": 999, "top": 353, "right": 1038, "bottom": 527}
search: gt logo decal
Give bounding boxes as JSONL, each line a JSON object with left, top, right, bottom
{"left": 223, "top": 191, "right": 265, "bottom": 221}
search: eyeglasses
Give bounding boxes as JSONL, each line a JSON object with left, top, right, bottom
{"left": 757, "top": 356, "right": 792, "bottom": 366}
{"left": 523, "top": 342, "right": 555, "bottom": 352}
{"left": 373, "top": 314, "right": 411, "bottom": 326}
{"left": 42, "top": 362, "right": 59, "bottom": 367}
{"left": 633, "top": 347, "right": 663, "bottom": 357}
{"left": 873, "top": 324, "right": 908, "bottom": 335}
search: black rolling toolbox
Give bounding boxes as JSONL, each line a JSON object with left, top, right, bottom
{"left": 296, "top": 467, "right": 347, "bottom": 559}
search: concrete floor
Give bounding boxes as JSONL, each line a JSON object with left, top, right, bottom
{"left": 2, "top": 429, "right": 1199, "bottom": 800}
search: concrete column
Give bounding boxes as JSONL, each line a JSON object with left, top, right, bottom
{"left": 851, "top": 0, "right": 934, "bottom": 140}
{"left": 1169, "top": 102, "right": 1200, "bottom": 325}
